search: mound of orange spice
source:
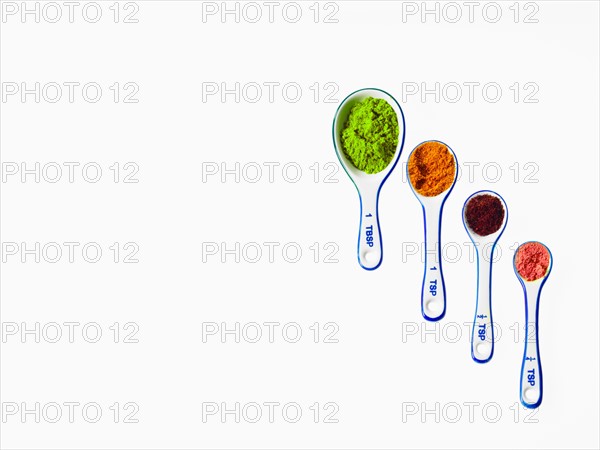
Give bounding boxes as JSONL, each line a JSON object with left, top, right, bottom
{"left": 408, "top": 141, "right": 456, "bottom": 197}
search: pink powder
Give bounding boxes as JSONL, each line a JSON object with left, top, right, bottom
{"left": 515, "top": 242, "right": 550, "bottom": 282}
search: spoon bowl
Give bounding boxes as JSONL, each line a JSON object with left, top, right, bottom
{"left": 332, "top": 88, "right": 406, "bottom": 270}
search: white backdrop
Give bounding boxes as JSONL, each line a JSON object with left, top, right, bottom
{"left": 1, "top": 1, "right": 599, "bottom": 449}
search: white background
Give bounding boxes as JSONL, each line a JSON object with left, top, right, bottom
{"left": 1, "top": 1, "right": 599, "bottom": 449}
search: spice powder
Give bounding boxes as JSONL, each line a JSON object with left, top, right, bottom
{"left": 340, "top": 97, "right": 399, "bottom": 174}
{"left": 465, "top": 194, "right": 505, "bottom": 236}
{"left": 408, "top": 141, "right": 456, "bottom": 197}
{"left": 515, "top": 242, "right": 550, "bottom": 282}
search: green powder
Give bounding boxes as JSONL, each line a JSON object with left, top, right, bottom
{"left": 341, "top": 97, "right": 399, "bottom": 174}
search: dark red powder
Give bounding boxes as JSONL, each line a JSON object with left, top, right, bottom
{"left": 465, "top": 194, "right": 505, "bottom": 236}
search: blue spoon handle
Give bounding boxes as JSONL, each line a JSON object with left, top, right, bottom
{"left": 357, "top": 185, "right": 382, "bottom": 270}
{"left": 520, "top": 282, "right": 543, "bottom": 408}
{"left": 471, "top": 253, "right": 494, "bottom": 363}
{"left": 421, "top": 204, "right": 446, "bottom": 321}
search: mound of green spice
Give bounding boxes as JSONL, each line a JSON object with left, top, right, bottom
{"left": 341, "top": 97, "right": 399, "bottom": 174}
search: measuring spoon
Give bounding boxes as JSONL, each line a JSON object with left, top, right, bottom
{"left": 514, "top": 241, "right": 552, "bottom": 409}
{"left": 462, "top": 190, "right": 508, "bottom": 363}
{"left": 332, "top": 88, "right": 406, "bottom": 270}
{"left": 407, "top": 141, "right": 458, "bottom": 321}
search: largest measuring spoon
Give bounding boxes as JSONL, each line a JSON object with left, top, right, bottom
{"left": 332, "top": 88, "right": 406, "bottom": 270}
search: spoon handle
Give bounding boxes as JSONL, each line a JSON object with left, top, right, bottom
{"left": 357, "top": 185, "right": 382, "bottom": 270}
{"left": 471, "top": 253, "right": 494, "bottom": 363}
{"left": 421, "top": 204, "right": 446, "bottom": 321}
{"left": 520, "top": 283, "right": 543, "bottom": 408}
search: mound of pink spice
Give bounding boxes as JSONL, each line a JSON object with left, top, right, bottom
{"left": 515, "top": 242, "right": 550, "bottom": 281}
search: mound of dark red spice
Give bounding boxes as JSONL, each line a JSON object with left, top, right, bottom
{"left": 465, "top": 194, "right": 505, "bottom": 236}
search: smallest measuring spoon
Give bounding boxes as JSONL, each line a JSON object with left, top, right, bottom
{"left": 407, "top": 141, "right": 458, "bottom": 321}
{"left": 514, "top": 241, "right": 553, "bottom": 409}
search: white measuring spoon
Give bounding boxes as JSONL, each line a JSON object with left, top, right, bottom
{"left": 462, "top": 190, "right": 508, "bottom": 363}
{"left": 407, "top": 141, "right": 458, "bottom": 321}
{"left": 514, "top": 241, "right": 552, "bottom": 409}
{"left": 332, "top": 88, "right": 405, "bottom": 270}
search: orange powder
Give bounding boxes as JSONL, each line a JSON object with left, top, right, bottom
{"left": 408, "top": 141, "right": 456, "bottom": 197}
